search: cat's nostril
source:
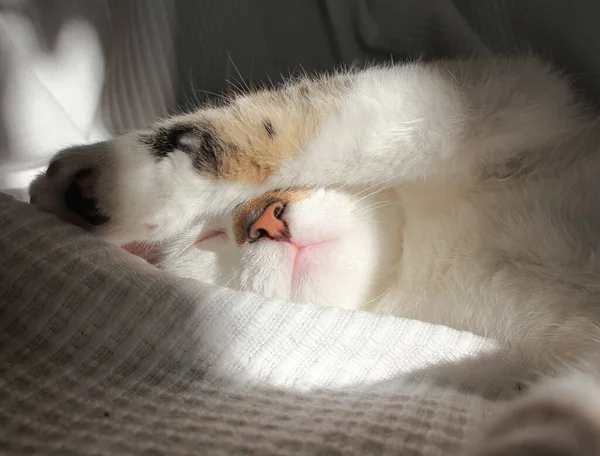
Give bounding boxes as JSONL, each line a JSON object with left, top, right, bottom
{"left": 247, "top": 201, "right": 290, "bottom": 243}
{"left": 64, "top": 168, "right": 109, "bottom": 226}
{"left": 250, "top": 228, "right": 269, "bottom": 242}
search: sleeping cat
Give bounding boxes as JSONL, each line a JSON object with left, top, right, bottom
{"left": 30, "top": 56, "right": 600, "bottom": 454}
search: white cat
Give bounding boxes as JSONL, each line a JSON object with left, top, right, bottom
{"left": 30, "top": 56, "right": 600, "bottom": 454}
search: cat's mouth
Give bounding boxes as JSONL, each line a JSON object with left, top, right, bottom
{"left": 194, "top": 229, "right": 227, "bottom": 244}
{"left": 287, "top": 239, "right": 338, "bottom": 286}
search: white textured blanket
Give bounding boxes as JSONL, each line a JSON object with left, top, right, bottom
{"left": 0, "top": 193, "right": 527, "bottom": 455}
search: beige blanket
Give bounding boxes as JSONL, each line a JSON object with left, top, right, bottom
{"left": 0, "top": 193, "right": 532, "bottom": 455}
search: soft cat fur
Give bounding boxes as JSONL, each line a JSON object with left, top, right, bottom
{"left": 30, "top": 56, "right": 600, "bottom": 454}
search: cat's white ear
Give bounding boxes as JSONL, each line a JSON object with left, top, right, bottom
{"left": 467, "top": 373, "right": 600, "bottom": 456}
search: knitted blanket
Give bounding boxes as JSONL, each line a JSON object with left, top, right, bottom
{"left": 0, "top": 193, "right": 527, "bottom": 455}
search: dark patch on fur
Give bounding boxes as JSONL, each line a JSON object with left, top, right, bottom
{"left": 299, "top": 86, "right": 310, "bottom": 98}
{"left": 263, "top": 120, "right": 275, "bottom": 139}
{"left": 483, "top": 152, "right": 536, "bottom": 180}
{"left": 142, "top": 123, "right": 222, "bottom": 176}
{"left": 142, "top": 124, "right": 190, "bottom": 158}
{"left": 64, "top": 169, "right": 110, "bottom": 226}
{"left": 188, "top": 128, "right": 222, "bottom": 176}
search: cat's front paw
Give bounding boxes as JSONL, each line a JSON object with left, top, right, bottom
{"left": 28, "top": 134, "right": 158, "bottom": 244}
{"left": 29, "top": 140, "right": 114, "bottom": 229}
{"left": 29, "top": 130, "right": 214, "bottom": 246}
{"left": 467, "top": 374, "right": 600, "bottom": 456}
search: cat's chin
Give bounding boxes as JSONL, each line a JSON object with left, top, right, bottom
{"left": 234, "top": 231, "right": 384, "bottom": 310}
{"left": 281, "top": 238, "right": 344, "bottom": 301}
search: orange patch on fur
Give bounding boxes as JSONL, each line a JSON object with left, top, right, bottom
{"left": 211, "top": 78, "right": 348, "bottom": 183}
{"left": 148, "top": 76, "right": 348, "bottom": 183}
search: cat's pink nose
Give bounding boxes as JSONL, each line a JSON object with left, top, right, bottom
{"left": 248, "top": 200, "right": 290, "bottom": 242}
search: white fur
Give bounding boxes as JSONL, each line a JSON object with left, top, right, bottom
{"left": 29, "top": 56, "right": 600, "bottom": 454}
{"left": 159, "top": 188, "right": 403, "bottom": 310}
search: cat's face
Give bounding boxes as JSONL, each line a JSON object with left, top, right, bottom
{"left": 147, "top": 188, "right": 403, "bottom": 310}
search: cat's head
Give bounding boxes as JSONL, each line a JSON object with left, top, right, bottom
{"left": 132, "top": 188, "right": 403, "bottom": 310}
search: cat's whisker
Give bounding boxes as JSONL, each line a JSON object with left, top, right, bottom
{"left": 352, "top": 201, "right": 402, "bottom": 215}
{"left": 349, "top": 181, "right": 397, "bottom": 206}
{"left": 349, "top": 183, "right": 384, "bottom": 203}
{"left": 223, "top": 273, "right": 238, "bottom": 288}
{"left": 358, "top": 283, "right": 397, "bottom": 309}
{"left": 226, "top": 51, "right": 251, "bottom": 94}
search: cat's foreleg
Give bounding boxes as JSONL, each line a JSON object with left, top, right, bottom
{"left": 30, "top": 57, "right": 581, "bottom": 242}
